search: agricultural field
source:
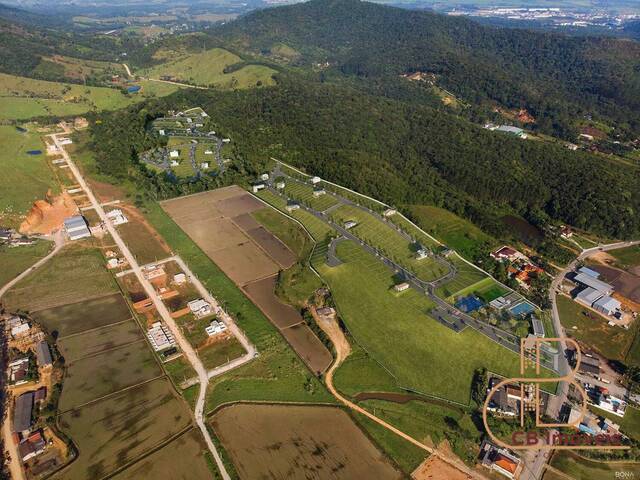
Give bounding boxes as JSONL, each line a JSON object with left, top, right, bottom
{"left": 113, "top": 206, "right": 171, "bottom": 265}
{"left": 549, "top": 450, "right": 640, "bottom": 480}
{"left": 2, "top": 245, "right": 117, "bottom": 312}
{"left": 0, "top": 125, "right": 57, "bottom": 227}
{"left": 143, "top": 201, "right": 333, "bottom": 409}
{"left": 112, "top": 428, "right": 216, "bottom": 480}
{"left": 316, "top": 240, "right": 520, "bottom": 404}
{"left": 141, "top": 48, "right": 277, "bottom": 89}
{"left": 0, "top": 240, "right": 52, "bottom": 286}
{"left": 557, "top": 295, "right": 636, "bottom": 362}
{"left": 404, "top": 205, "right": 497, "bottom": 259}
{"left": 54, "top": 378, "right": 192, "bottom": 480}
{"left": 0, "top": 72, "right": 179, "bottom": 121}
{"left": 211, "top": 404, "right": 402, "bottom": 479}
{"left": 329, "top": 204, "right": 449, "bottom": 282}
{"left": 57, "top": 319, "right": 142, "bottom": 362}
{"left": 33, "top": 293, "right": 132, "bottom": 337}
{"left": 57, "top": 339, "right": 162, "bottom": 411}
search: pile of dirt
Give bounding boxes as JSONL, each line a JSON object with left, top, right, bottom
{"left": 19, "top": 191, "right": 77, "bottom": 235}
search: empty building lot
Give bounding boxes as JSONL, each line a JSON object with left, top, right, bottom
{"left": 161, "top": 186, "right": 332, "bottom": 374}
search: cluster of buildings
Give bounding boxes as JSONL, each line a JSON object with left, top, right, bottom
{"left": 479, "top": 440, "right": 521, "bottom": 479}
{"left": 572, "top": 266, "right": 622, "bottom": 318}
{"left": 491, "top": 245, "right": 544, "bottom": 290}
{"left": 567, "top": 406, "right": 622, "bottom": 438}
{"left": 0, "top": 227, "right": 35, "bottom": 247}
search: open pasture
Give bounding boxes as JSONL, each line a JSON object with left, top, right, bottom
{"left": 0, "top": 125, "right": 57, "bottom": 226}
{"left": 211, "top": 404, "right": 401, "bottom": 480}
{"left": 141, "top": 48, "right": 276, "bottom": 89}
{"left": 3, "top": 245, "right": 118, "bottom": 312}
{"left": 329, "top": 204, "right": 449, "bottom": 282}
{"left": 58, "top": 339, "right": 162, "bottom": 411}
{"left": 0, "top": 240, "right": 52, "bottom": 286}
{"left": 55, "top": 378, "right": 191, "bottom": 480}
{"left": 58, "top": 319, "right": 142, "bottom": 362}
{"left": 317, "top": 240, "right": 520, "bottom": 404}
{"left": 112, "top": 428, "right": 215, "bottom": 480}
{"left": 33, "top": 293, "right": 132, "bottom": 337}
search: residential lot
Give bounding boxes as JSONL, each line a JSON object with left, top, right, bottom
{"left": 161, "top": 186, "right": 332, "bottom": 374}
{"left": 211, "top": 404, "right": 402, "bottom": 480}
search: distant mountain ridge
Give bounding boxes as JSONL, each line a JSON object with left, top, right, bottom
{"left": 212, "top": 0, "right": 640, "bottom": 138}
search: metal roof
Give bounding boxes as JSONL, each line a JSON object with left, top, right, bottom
{"left": 35, "top": 341, "right": 52, "bottom": 366}
{"left": 573, "top": 272, "right": 613, "bottom": 294}
{"left": 593, "top": 296, "right": 621, "bottom": 312}
{"left": 64, "top": 216, "right": 87, "bottom": 229}
{"left": 575, "top": 287, "right": 603, "bottom": 306}
{"left": 578, "top": 266, "right": 600, "bottom": 278}
{"left": 13, "top": 392, "right": 34, "bottom": 432}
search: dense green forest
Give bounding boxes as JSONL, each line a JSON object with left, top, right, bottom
{"left": 89, "top": 77, "right": 640, "bottom": 240}
{"left": 208, "top": 0, "right": 640, "bottom": 139}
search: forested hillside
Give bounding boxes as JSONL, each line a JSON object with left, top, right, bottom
{"left": 89, "top": 78, "right": 640, "bottom": 240}
{"left": 211, "top": 0, "right": 640, "bottom": 139}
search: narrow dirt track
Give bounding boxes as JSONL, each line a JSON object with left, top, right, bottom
{"left": 312, "top": 307, "right": 486, "bottom": 480}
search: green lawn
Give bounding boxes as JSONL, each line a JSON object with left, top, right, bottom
{"left": 329, "top": 204, "right": 449, "bottom": 282}
{"left": 557, "top": 295, "right": 635, "bottom": 362}
{"left": 0, "top": 240, "right": 53, "bottom": 287}
{"left": 141, "top": 48, "right": 277, "bottom": 89}
{"left": 549, "top": 450, "right": 640, "bottom": 480}
{"left": 436, "top": 253, "right": 491, "bottom": 300}
{"left": 0, "top": 72, "right": 179, "bottom": 121}
{"left": 317, "top": 240, "right": 520, "bottom": 404}
{"left": 283, "top": 181, "right": 339, "bottom": 212}
{"left": 199, "top": 336, "right": 246, "bottom": 370}
{"left": 403, "top": 205, "right": 497, "bottom": 259}
{"left": 608, "top": 245, "right": 640, "bottom": 271}
{"left": 0, "top": 125, "right": 57, "bottom": 226}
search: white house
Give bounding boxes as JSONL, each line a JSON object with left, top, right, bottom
{"left": 313, "top": 188, "right": 326, "bottom": 197}
{"left": 205, "top": 320, "right": 227, "bottom": 336}
{"left": 106, "top": 209, "right": 128, "bottom": 225}
{"left": 260, "top": 173, "right": 269, "bottom": 181}
{"left": 188, "top": 299, "right": 213, "bottom": 318}
{"left": 311, "top": 176, "right": 321, "bottom": 184}
{"left": 169, "top": 150, "right": 179, "bottom": 158}
{"left": 344, "top": 220, "right": 357, "bottom": 229}
{"left": 147, "top": 322, "right": 176, "bottom": 351}
{"left": 383, "top": 208, "right": 397, "bottom": 217}
{"left": 174, "top": 273, "right": 187, "bottom": 285}
{"left": 276, "top": 181, "right": 286, "bottom": 189}
{"left": 252, "top": 183, "right": 265, "bottom": 193}
{"left": 394, "top": 282, "right": 410, "bottom": 292}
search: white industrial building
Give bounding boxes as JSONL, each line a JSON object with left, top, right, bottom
{"left": 64, "top": 215, "right": 91, "bottom": 241}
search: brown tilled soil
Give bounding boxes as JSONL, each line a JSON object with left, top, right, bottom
{"left": 211, "top": 404, "right": 403, "bottom": 480}
{"left": 592, "top": 265, "right": 640, "bottom": 304}
{"left": 245, "top": 226, "right": 296, "bottom": 269}
{"left": 412, "top": 455, "right": 472, "bottom": 480}
{"left": 242, "top": 276, "right": 303, "bottom": 329}
{"left": 280, "top": 323, "right": 333, "bottom": 375}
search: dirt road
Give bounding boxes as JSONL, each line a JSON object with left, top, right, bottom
{"left": 312, "top": 307, "right": 486, "bottom": 480}
{"left": 50, "top": 131, "right": 233, "bottom": 480}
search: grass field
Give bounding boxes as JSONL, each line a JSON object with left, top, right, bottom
{"left": 164, "top": 356, "right": 197, "bottom": 385}
{"left": 58, "top": 339, "right": 162, "bottom": 411}
{"left": 199, "top": 336, "right": 246, "bottom": 370}
{"left": 35, "top": 55, "right": 124, "bottom": 83}
{"left": 435, "top": 253, "right": 490, "bottom": 300}
{"left": 2, "top": 245, "right": 117, "bottom": 312}
{"left": 143, "top": 202, "right": 334, "bottom": 410}
{"left": 115, "top": 215, "right": 170, "bottom": 265}
{"left": 317, "top": 240, "right": 520, "bottom": 404}
{"left": 141, "top": 48, "right": 277, "bottom": 89}
{"left": 329, "top": 204, "right": 449, "bottom": 282}
{"left": 549, "top": 450, "right": 640, "bottom": 480}
{"left": 257, "top": 190, "right": 335, "bottom": 242}
{"left": 55, "top": 378, "right": 192, "bottom": 480}
{"left": 0, "top": 240, "right": 52, "bottom": 286}
{"left": 557, "top": 295, "right": 636, "bottom": 361}
{"left": 608, "top": 245, "right": 640, "bottom": 270}
{"left": 404, "top": 205, "right": 497, "bottom": 259}
{"left": 112, "top": 428, "right": 217, "bottom": 480}
{"left": 0, "top": 72, "right": 179, "bottom": 121}
{"left": 283, "top": 181, "right": 340, "bottom": 212}
{"left": 33, "top": 293, "right": 132, "bottom": 337}
{"left": 58, "top": 318, "right": 142, "bottom": 362}
{"left": 0, "top": 125, "right": 57, "bottom": 226}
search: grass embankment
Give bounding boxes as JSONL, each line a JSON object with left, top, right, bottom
{"left": 141, "top": 48, "right": 277, "bottom": 89}
{"left": 549, "top": 450, "right": 640, "bottom": 480}
{"left": 404, "top": 205, "right": 498, "bottom": 259}
{"left": 608, "top": 245, "right": 640, "bottom": 271}
{"left": 0, "top": 125, "right": 57, "bottom": 227}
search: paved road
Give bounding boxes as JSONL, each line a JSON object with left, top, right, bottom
{"left": 268, "top": 171, "right": 543, "bottom": 367}
{"left": 51, "top": 132, "right": 233, "bottom": 480}
{"left": 0, "top": 230, "right": 64, "bottom": 480}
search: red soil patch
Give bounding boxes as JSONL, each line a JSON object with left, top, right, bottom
{"left": 19, "top": 191, "right": 77, "bottom": 235}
